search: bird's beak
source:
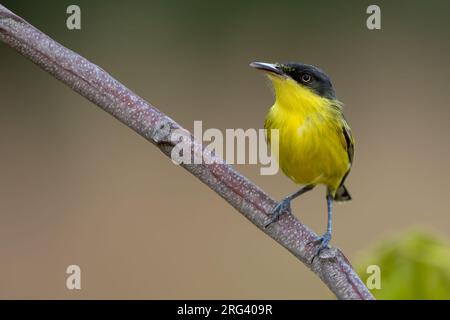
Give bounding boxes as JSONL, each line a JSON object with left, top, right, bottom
{"left": 250, "top": 62, "right": 284, "bottom": 76}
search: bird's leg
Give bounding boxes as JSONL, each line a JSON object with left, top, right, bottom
{"left": 314, "top": 195, "right": 333, "bottom": 255}
{"left": 264, "top": 185, "right": 314, "bottom": 228}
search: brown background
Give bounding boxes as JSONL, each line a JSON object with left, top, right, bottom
{"left": 0, "top": 0, "right": 449, "bottom": 299}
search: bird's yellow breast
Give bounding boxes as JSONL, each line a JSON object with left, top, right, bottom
{"left": 264, "top": 76, "right": 350, "bottom": 193}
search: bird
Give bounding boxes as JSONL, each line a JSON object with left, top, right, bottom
{"left": 250, "top": 61, "right": 354, "bottom": 252}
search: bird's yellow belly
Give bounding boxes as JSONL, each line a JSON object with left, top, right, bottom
{"left": 266, "top": 108, "right": 349, "bottom": 191}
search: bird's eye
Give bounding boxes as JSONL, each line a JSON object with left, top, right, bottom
{"left": 301, "top": 73, "right": 312, "bottom": 83}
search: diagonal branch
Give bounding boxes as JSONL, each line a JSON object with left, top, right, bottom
{"left": 0, "top": 4, "right": 374, "bottom": 300}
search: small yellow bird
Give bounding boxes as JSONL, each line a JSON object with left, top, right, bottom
{"left": 250, "top": 61, "right": 354, "bottom": 251}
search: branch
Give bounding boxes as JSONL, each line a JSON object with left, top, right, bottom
{"left": 0, "top": 4, "right": 374, "bottom": 300}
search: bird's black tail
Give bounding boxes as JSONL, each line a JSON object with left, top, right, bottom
{"left": 334, "top": 184, "right": 352, "bottom": 202}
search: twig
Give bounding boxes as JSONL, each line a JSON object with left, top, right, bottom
{"left": 0, "top": 4, "right": 374, "bottom": 300}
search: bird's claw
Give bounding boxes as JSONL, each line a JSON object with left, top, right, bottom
{"left": 264, "top": 198, "right": 291, "bottom": 228}
{"left": 312, "top": 232, "right": 332, "bottom": 258}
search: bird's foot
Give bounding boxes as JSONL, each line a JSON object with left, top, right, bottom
{"left": 264, "top": 198, "right": 291, "bottom": 228}
{"left": 312, "top": 231, "right": 332, "bottom": 258}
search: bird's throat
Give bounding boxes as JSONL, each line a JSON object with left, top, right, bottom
{"left": 269, "top": 76, "right": 328, "bottom": 113}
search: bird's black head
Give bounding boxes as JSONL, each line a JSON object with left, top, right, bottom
{"left": 250, "top": 61, "right": 336, "bottom": 99}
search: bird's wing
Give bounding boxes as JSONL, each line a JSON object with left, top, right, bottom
{"left": 329, "top": 101, "right": 354, "bottom": 165}
{"left": 264, "top": 116, "right": 273, "bottom": 145}
{"left": 341, "top": 118, "right": 354, "bottom": 164}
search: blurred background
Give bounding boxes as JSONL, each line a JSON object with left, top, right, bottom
{"left": 0, "top": 0, "right": 449, "bottom": 299}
